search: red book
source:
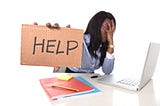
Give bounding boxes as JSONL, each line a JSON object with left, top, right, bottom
{"left": 39, "top": 77, "right": 94, "bottom": 100}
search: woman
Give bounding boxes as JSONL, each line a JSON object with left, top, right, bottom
{"left": 65, "top": 11, "right": 116, "bottom": 74}
{"left": 34, "top": 11, "right": 116, "bottom": 74}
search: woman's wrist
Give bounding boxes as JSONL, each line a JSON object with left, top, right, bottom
{"left": 107, "top": 48, "right": 114, "bottom": 54}
{"left": 107, "top": 41, "right": 114, "bottom": 54}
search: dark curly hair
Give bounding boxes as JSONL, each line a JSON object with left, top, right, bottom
{"left": 84, "top": 11, "right": 116, "bottom": 66}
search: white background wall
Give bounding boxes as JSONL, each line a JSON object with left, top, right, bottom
{"left": 0, "top": 0, "right": 160, "bottom": 104}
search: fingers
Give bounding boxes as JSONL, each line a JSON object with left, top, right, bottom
{"left": 108, "top": 23, "right": 111, "bottom": 31}
{"left": 33, "top": 22, "right": 38, "bottom": 25}
{"left": 66, "top": 24, "right": 71, "bottom": 28}
{"left": 111, "top": 20, "right": 115, "bottom": 31}
{"left": 34, "top": 22, "right": 69, "bottom": 29}
{"left": 105, "top": 24, "right": 110, "bottom": 33}
{"left": 106, "top": 20, "right": 115, "bottom": 33}
{"left": 52, "top": 23, "right": 60, "bottom": 28}
{"left": 46, "top": 22, "right": 60, "bottom": 29}
{"left": 46, "top": 22, "right": 52, "bottom": 28}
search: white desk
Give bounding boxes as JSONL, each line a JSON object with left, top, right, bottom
{"left": 1, "top": 66, "right": 160, "bottom": 106}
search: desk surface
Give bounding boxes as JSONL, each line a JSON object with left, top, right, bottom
{"left": 0, "top": 66, "right": 160, "bottom": 106}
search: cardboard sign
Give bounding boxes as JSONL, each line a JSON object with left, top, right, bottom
{"left": 21, "top": 24, "right": 84, "bottom": 67}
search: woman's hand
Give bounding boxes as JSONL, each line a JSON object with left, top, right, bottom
{"left": 33, "top": 22, "right": 61, "bottom": 28}
{"left": 33, "top": 22, "right": 70, "bottom": 29}
{"left": 106, "top": 20, "right": 115, "bottom": 54}
{"left": 33, "top": 22, "right": 38, "bottom": 25}
{"left": 46, "top": 22, "right": 60, "bottom": 28}
{"left": 106, "top": 19, "right": 115, "bottom": 45}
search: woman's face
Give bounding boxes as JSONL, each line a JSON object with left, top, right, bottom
{"left": 101, "top": 18, "right": 112, "bottom": 42}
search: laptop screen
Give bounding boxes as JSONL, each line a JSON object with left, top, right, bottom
{"left": 139, "top": 42, "right": 160, "bottom": 88}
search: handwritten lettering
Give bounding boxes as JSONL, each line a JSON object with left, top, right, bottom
{"left": 32, "top": 36, "right": 78, "bottom": 55}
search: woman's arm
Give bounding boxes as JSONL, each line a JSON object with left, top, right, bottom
{"left": 102, "top": 19, "right": 115, "bottom": 74}
{"left": 102, "top": 53, "right": 115, "bottom": 74}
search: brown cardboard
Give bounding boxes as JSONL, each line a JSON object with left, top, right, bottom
{"left": 21, "top": 24, "right": 84, "bottom": 67}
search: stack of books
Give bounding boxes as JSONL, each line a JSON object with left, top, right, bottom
{"left": 39, "top": 75, "right": 100, "bottom": 100}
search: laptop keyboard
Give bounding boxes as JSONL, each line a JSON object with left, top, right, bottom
{"left": 117, "top": 79, "right": 139, "bottom": 86}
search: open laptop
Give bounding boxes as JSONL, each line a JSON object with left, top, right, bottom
{"left": 97, "top": 42, "right": 160, "bottom": 91}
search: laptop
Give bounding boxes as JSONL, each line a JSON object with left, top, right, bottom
{"left": 97, "top": 42, "right": 160, "bottom": 91}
